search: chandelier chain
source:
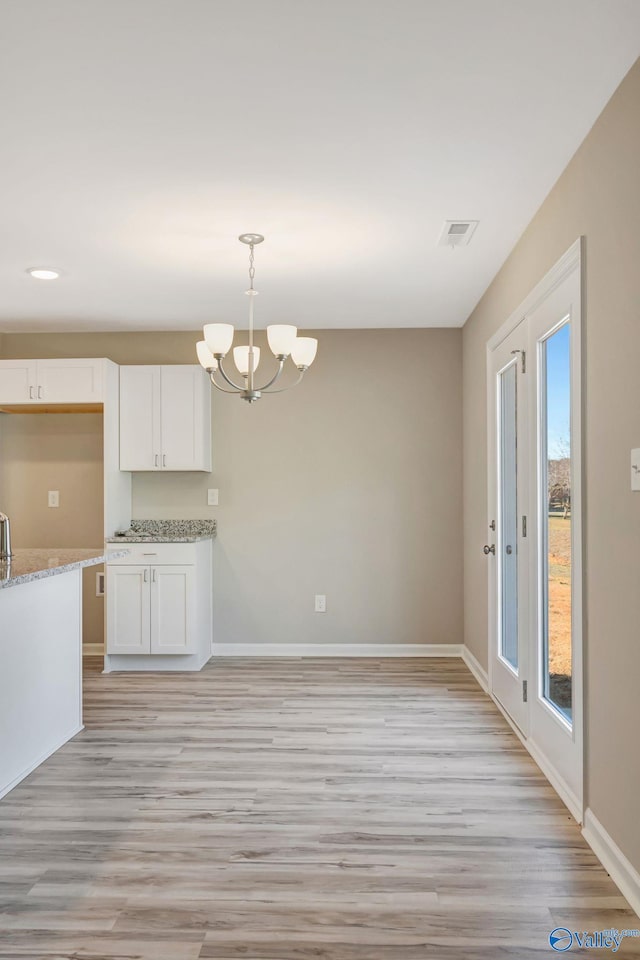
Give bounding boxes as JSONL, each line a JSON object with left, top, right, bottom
{"left": 248, "top": 244, "right": 255, "bottom": 290}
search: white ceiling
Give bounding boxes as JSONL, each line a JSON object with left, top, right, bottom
{"left": 1, "top": 1, "right": 639, "bottom": 332}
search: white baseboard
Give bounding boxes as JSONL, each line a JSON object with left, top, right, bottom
{"left": 212, "top": 643, "right": 463, "bottom": 658}
{"left": 583, "top": 808, "right": 640, "bottom": 920}
{"left": 470, "top": 668, "right": 583, "bottom": 824}
{"left": 83, "top": 643, "right": 104, "bottom": 656}
{"left": 461, "top": 645, "right": 489, "bottom": 691}
{"left": 525, "top": 735, "right": 583, "bottom": 825}
{"left": 0, "top": 724, "right": 83, "bottom": 801}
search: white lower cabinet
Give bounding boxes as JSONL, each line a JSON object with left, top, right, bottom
{"left": 106, "top": 542, "right": 212, "bottom": 667}
{"left": 107, "top": 565, "right": 151, "bottom": 654}
{"left": 151, "top": 565, "right": 195, "bottom": 655}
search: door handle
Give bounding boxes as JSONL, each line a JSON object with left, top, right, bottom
{"left": 152, "top": 569, "right": 157, "bottom": 582}
{"left": 155, "top": 454, "right": 159, "bottom": 468}
{"left": 38, "top": 386, "right": 43, "bottom": 399}
{"left": 162, "top": 454, "right": 166, "bottom": 468}
{"left": 143, "top": 569, "right": 148, "bottom": 582}
{"left": 29, "top": 386, "right": 35, "bottom": 399}
{"left": 483, "top": 544, "right": 495, "bottom": 555}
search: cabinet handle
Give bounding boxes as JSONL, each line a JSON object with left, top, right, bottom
{"left": 152, "top": 569, "right": 157, "bottom": 582}
{"left": 29, "top": 386, "right": 35, "bottom": 399}
{"left": 143, "top": 569, "right": 148, "bottom": 582}
{"left": 155, "top": 454, "right": 159, "bottom": 468}
{"left": 162, "top": 454, "right": 166, "bottom": 468}
{"left": 38, "top": 386, "right": 43, "bottom": 399}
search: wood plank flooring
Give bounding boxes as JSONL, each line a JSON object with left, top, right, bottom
{"left": 0, "top": 657, "right": 638, "bottom": 959}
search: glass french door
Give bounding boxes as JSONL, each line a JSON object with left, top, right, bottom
{"left": 489, "top": 323, "right": 529, "bottom": 735}
{"left": 527, "top": 267, "right": 583, "bottom": 817}
{"left": 488, "top": 246, "right": 582, "bottom": 819}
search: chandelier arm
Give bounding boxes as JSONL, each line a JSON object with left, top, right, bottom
{"left": 261, "top": 368, "right": 306, "bottom": 394}
{"left": 254, "top": 358, "right": 286, "bottom": 392}
{"left": 208, "top": 372, "right": 243, "bottom": 394}
{"left": 215, "top": 357, "right": 246, "bottom": 392}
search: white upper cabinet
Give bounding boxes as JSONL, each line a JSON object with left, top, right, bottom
{"left": 119, "top": 366, "right": 162, "bottom": 471}
{"left": 0, "top": 358, "right": 105, "bottom": 404}
{"left": 119, "top": 365, "right": 211, "bottom": 472}
{"left": 0, "top": 361, "right": 36, "bottom": 403}
{"left": 37, "top": 359, "right": 104, "bottom": 403}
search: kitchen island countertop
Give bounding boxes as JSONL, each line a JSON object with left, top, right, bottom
{"left": 0, "top": 547, "right": 127, "bottom": 590}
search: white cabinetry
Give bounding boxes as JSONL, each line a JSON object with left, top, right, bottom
{"left": 0, "top": 358, "right": 104, "bottom": 404}
{"left": 106, "top": 566, "right": 150, "bottom": 655}
{"left": 105, "top": 541, "right": 212, "bottom": 670}
{"left": 152, "top": 565, "right": 195, "bottom": 655}
{"left": 119, "top": 365, "right": 211, "bottom": 472}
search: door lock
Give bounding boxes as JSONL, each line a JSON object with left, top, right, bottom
{"left": 483, "top": 544, "right": 495, "bottom": 555}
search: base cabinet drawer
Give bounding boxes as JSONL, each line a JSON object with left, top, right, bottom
{"left": 106, "top": 543, "right": 198, "bottom": 565}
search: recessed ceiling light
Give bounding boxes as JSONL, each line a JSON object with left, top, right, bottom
{"left": 27, "top": 267, "right": 62, "bottom": 280}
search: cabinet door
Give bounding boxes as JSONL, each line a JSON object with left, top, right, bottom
{"left": 0, "top": 360, "right": 37, "bottom": 403}
{"left": 150, "top": 565, "right": 196, "bottom": 654}
{"left": 160, "top": 366, "right": 211, "bottom": 471}
{"left": 36, "top": 359, "right": 104, "bottom": 403}
{"left": 106, "top": 566, "right": 151, "bottom": 654}
{"left": 120, "top": 366, "right": 162, "bottom": 471}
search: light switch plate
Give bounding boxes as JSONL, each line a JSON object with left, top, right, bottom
{"left": 315, "top": 594, "right": 327, "bottom": 613}
{"left": 631, "top": 449, "right": 640, "bottom": 491}
{"left": 48, "top": 490, "right": 60, "bottom": 508}
{"left": 207, "top": 488, "right": 219, "bottom": 506}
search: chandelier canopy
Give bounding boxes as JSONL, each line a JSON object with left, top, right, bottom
{"left": 196, "top": 234, "right": 318, "bottom": 403}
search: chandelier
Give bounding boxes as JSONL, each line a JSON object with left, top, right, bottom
{"left": 196, "top": 234, "right": 318, "bottom": 403}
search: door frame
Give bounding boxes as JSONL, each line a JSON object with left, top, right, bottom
{"left": 485, "top": 237, "right": 584, "bottom": 823}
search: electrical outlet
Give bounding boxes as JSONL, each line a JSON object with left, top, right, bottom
{"left": 48, "top": 490, "right": 60, "bottom": 508}
{"left": 207, "top": 488, "right": 219, "bottom": 506}
{"left": 315, "top": 594, "right": 326, "bottom": 613}
{"left": 631, "top": 449, "right": 640, "bottom": 491}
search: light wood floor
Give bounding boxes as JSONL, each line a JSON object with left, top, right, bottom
{"left": 0, "top": 658, "right": 638, "bottom": 959}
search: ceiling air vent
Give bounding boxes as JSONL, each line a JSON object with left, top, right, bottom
{"left": 438, "top": 220, "right": 479, "bottom": 248}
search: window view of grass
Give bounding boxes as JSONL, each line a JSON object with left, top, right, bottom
{"left": 544, "top": 324, "right": 572, "bottom": 722}
{"left": 547, "top": 513, "right": 571, "bottom": 717}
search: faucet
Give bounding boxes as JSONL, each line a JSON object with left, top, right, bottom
{"left": 0, "top": 512, "right": 13, "bottom": 560}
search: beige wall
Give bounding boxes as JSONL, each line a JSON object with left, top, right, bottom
{"left": 0, "top": 412, "right": 105, "bottom": 646}
{"left": 463, "top": 59, "right": 640, "bottom": 870}
{"left": 0, "top": 328, "right": 463, "bottom": 650}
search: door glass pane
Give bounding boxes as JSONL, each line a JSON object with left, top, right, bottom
{"left": 542, "top": 323, "right": 572, "bottom": 722}
{"left": 499, "top": 362, "right": 518, "bottom": 670}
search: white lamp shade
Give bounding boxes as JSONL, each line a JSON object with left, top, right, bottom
{"left": 267, "top": 324, "right": 298, "bottom": 357}
{"left": 291, "top": 337, "right": 318, "bottom": 368}
{"left": 196, "top": 340, "right": 218, "bottom": 371}
{"left": 233, "top": 345, "right": 261, "bottom": 376}
{"left": 203, "top": 323, "right": 234, "bottom": 356}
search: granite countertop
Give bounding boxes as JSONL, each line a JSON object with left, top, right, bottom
{"left": 106, "top": 519, "right": 217, "bottom": 544}
{"left": 0, "top": 548, "right": 127, "bottom": 590}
